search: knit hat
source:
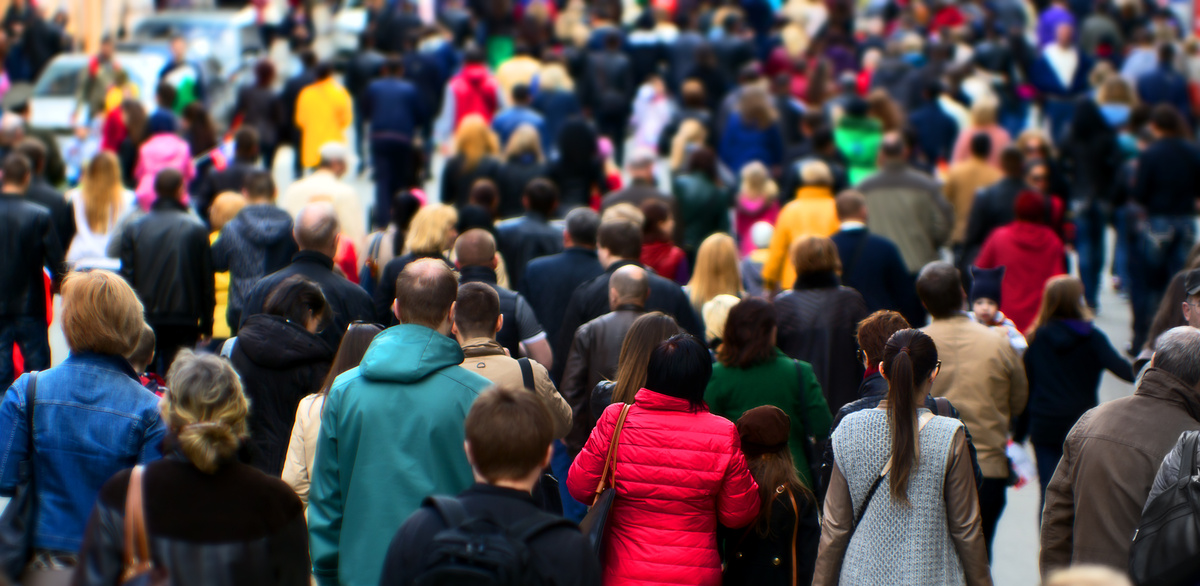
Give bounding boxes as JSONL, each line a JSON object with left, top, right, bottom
{"left": 736, "top": 405, "right": 791, "bottom": 457}
{"left": 146, "top": 110, "right": 177, "bottom": 136}
{"left": 1014, "top": 191, "right": 1046, "bottom": 223}
{"left": 970, "top": 266, "right": 1005, "bottom": 305}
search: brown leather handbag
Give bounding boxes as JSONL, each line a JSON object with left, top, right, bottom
{"left": 120, "top": 466, "right": 168, "bottom": 586}
{"left": 578, "top": 403, "right": 633, "bottom": 559}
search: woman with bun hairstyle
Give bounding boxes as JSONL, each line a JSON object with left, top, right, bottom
{"left": 74, "top": 351, "right": 310, "bottom": 585}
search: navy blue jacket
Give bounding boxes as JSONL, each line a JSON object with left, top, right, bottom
{"left": 1134, "top": 137, "right": 1200, "bottom": 217}
{"left": 365, "top": 78, "right": 426, "bottom": 142}
{"left": 531, "top": 90, "right": 582, "bottom": 155}
{"left": 1136, "top": 67, "right": 1192, "bottom": 124}
{"left": 519, "top": 247, "right": 603, "bottom": 353}
{"left": 908, "top": 102, "right": 958, "bottom": 166}
{"left": 497, "top": 212, "right": 563, "bottom": 288}
{"left": 830, "top": 226, "right": 914, "bottom": 317}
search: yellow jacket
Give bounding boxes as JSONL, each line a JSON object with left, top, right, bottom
{"left": 762, "top": 186, "right": 840, "bottom": 290}
{"left": 295, "top": 79, "right": 352, "bottom": 169}
{"left": 210, "top": 231, "right": 231, "bottom": 339}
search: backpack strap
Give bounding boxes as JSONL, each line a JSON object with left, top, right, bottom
{"left": 508, "top": 513, "right": 578, "bottom": 545}
{"left": 424, "top": 495, "right": 469, "bottom": 529}
{"left": 1180, "top": 432, "right": 1200, "bottom": 485}
{"left": 518, "top": 358, "right": 535, "bottom": 393}
{"left": 932, "top": 397, "right": 953, "bottom": 418}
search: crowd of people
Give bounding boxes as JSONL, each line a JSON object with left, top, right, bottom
{"left": 5, "top": 0, "right": 1200, "bottom": 583}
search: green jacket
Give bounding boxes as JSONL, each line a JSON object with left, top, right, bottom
{"left": 705, "top": 350, "right": 832, "bottom": 488}
{"left": 672, "top": 172, "right": 732, "bottom": 251}
{"left": 833, "top": 116, "right": 884, "bottom": 186}
{"left": 308, "top": 324, "right": 492, "bottom": 586}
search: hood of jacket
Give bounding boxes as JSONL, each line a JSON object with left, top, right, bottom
{"left": 140, "top": 133, "right": 190, "bottom": 168}
{"left": 836, "top": 115, "right": 882, "bottom": 135}
{"left": 460, "top": 63, "right": 492, "bottom": 87}
{"left": 359, "top": 324, "right": 465, "bottom": 384}
{"left": 1003, "top": 221, "right": 1061, "bottom": 252}
{"left": 235, "top": 205, "right": 294, "bottom": 247}
{"left": 236, "top": 314, "right": 334, "bottom": 369}
{"left": 1037, "top": 318, "right": 1095, "bottom": 352}
{"left": 794, "top": 185, "right": 834, "bottom": 201}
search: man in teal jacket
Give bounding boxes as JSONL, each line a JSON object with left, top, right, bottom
{"left": 309, "top": 259, "right": 493, "bottom": 586}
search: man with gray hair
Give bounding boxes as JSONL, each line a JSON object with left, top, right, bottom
{"left": 1041, "top": 326, "right": 1200, "bottom": 576}
{"left": 279, "top": 142, "right": 366, "bottom": 250}
{"left": 239, "top": 202, "right": 372, "bottom": 349}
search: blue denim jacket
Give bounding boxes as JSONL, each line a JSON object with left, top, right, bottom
{"left": 0, "top": 353, "right": 166, "bottom": 552}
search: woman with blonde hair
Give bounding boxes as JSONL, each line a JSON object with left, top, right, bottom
{"left": 372, "top": 203, "right": 458, "bottom": 323}
{"left": 687, "top": 233, "right": 742, "bottom": 314}
{"left": 668, "top": 118, "right": 708, "bottom": 172}
{"left": 719, "top": 86, "right": 784, "bottom": 173}
{"left": 0, "top": 271, "right": 164, "bottom": 581}
{"left": 66, "top": 151, "right": 134, "bottom": 270}
{"left": 74, "top": 351, "right": 310, "bottom": 585}
{"left": 735, "top": 161, "right": 779, "bottom": 257}
{"left": 440, "top": 114, "right": 503, "bottom": 209}
{"left": 1021, "top": 275, "right": 1133, "bottom": 499}
{"left": 496, "top": 123, "right": 547, "bottom": 218}
{"left": 951, "top": 95, "right": 1011, "bottom": 166}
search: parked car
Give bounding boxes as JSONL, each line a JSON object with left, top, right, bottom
{"left": 29, "top": 52, "right": 165, "bottom": 132}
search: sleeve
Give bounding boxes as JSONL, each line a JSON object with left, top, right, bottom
{"left": 1040, "top": 416, "right": 1083, "bottom": 576}
{"left": 812, "top": 461, "right": 854, "bottom": 586}
{"left": 714, "top": 433, "right": 761, "bottom": 529}
{"left": 798, "top": 365, "right": 833, "bottom": 443}
{"left": 294, "top": 88, "right": 308, "bottom": 128}
{"left": 212, "top": 228, "right": 231, "bottom": 272}
{"left": 929, "top": 188, "right": 954, "bottom": 248}
{"left": 1133, "top": 152, "right": 1151, "bottom": 207}
{"left": 560, "top": 327, "right": 592, "bottom": 447}
{"left": 761, "top": 206, "right": 792, "bottom": 290}
{"left": 551, "top": 289, "right": 588, "bottom": 383}
{"left": 196, "top": 229, "right": 216, "bottom": 337}
{"left": 534, "top": 361, "right": 572, "bottom": 440}
{"left": 439, "top": 159, "right": 456, "bottom": 207}
{"left": 0, "top": 378, "right": 31, "bottom": 495}
{"left": 41, "top": 213, "right": 66, "bottom": 286}
{"left": 138, "top": 410, "right": 167, "bottom": 463}
{"left": 1005, "top": 341, "right": 1029, "bottom": 419}
{"left": 281, "top": 402, "right": 313, "bottom": 505}
{"left": 1096, "top": 332, "right": 1135, "bottom": 383}
{"left": 308, "top": 387, "right": 343, "bottom": 585}
{"left": 117, "top": 220, "right": 135, "bottom": 282}
{"left": 515, "top": 296, "right": 546, "bottom": 344}
{"left": 975, "top": 234, "right": 997, "bottom": 270}
{"left": 962, "top": 191, "right": 991, "bottom": 257}
{"left": 944, "top": 428, "right": 994, "bottom": 586}
{"left": 378, "top": 511, "right": 439, "bottom": 586}
{"left": 72, "top": 498, "right": 126, "bottom": 586}
{"left": 566, "top": 404, "right": 615, "bottom": 506}
{"left": 1146, "top": 434, "right": 1187, "bottom": 507}
{"left": 373, "top": 260, "right": 400, "bottom": 324}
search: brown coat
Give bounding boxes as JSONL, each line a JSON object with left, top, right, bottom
{"left": 943, "top": 158, "right": 1002, "bottom": 244}
{"left": 923, "top": 315, "right": 1029, "bottom": 478}
{"left": 459, "top": 337, "right": 573, "bottom": 439}
{"left": 1040, "top": 368, "right": 1200, "bottom": 575}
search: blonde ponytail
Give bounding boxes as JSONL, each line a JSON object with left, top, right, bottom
{"left": 164, "top": 351, "right": 249, "bottom": 474}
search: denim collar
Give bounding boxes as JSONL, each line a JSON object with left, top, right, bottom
{"left": 65, "top": 352, "right": 140, "bottom": 380}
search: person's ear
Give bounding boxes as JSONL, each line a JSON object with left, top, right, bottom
{"left": 878, "top": 362, "right": 888, "bottom": 381}
{"left": 540, "top": 444, "right": 553, "bottom": 470}
{"left": 490, "top": 254, "right": 498, "bottom": 270}
{"left": 464, "top": 440, "right": 476, "bottom": 467}
{"left": 1184, "top": 302, "right": 1192, "bottom": 322}
{"left": 495, "top": 314, "right": 504, "bottom": 334}
{"left": 392, "top": 299, "right": 402, "bottom": 323}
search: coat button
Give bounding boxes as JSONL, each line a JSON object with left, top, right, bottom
{"left": 772, "top": 557, "right": 782, "bottom": 566}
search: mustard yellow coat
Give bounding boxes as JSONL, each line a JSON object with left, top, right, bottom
{"left": 762, "top": 186, "right": 840, "bottom": 291}
{"left": 295, "top": 79, "right": 352, "bottom": 169}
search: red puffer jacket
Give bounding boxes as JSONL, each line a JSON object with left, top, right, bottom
{"left": 568, "top": 389, "right": 760, "bottom": 585}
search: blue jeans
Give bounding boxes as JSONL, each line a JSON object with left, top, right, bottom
{"left": 1034, "top": 442, "right": 1064, "bottom": 509}
{"left": 1113, "top": 205, "right": 1133, "bottom": 291}
{"left": 1130, "top": 215, "right": 1196, "bottom": 352}
{"left": 371, "top": 139, "right": 417, "bottom": 229}
{"left": 551, "top": 440, "right": 587, "bottom": 522}
{"left": 1043, "top": 99, "right": 1077, "bottom": 145}
{"left": 1074, "top": 204, "right": 1106, "bottom": 309}
{"left": 0, "top": 316, "right": 50, "bottom": 390}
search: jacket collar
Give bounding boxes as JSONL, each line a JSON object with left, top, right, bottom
{"left": 605, "top": 259, "right": 643, "bottom": 274}
{"left": 461, "top": 337, "right": 506, "bottom": 358}
{"left": 64, "top": 351, "right": 140, "bottom": 380}
{"left": 463, "top": 482, "right": 537, "bottom": 503}
{"left": 794, "top": 270, "right": 841, "bottom": 290}
{"left": 1135, "top": 368, "right": 1200, "bottom": 422}
{"left": 459, "top": 265, "right": 498, "bottom": 284}
{"left": 150, "top": 197, "right": 189, "bottom": 213}
{"left": 633, "top": 388, "right": 705, "bottom": 412}
{"left": 290, "top": 250, "right": 335, "bottom": 270}
{"left": 613, "top": 304, "right": 644, "bottom": 312}
{"left": 565, "top": 247, "right": 598, "bottom": 258}
{"left": 523, "top": 211, "right": 551, "bottom": 224}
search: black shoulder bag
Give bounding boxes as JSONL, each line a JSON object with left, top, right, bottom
{"left": 0, "top": 371, "right": 38, "bottom": 580}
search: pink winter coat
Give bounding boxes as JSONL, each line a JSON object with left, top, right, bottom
{"left": 135, "top": 134, "right": 194, "bottom": 210}
{"left": 568, "top": 389, "right": 760, "bottom": 586}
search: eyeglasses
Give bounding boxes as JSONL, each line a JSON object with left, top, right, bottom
{"left": 934, "top": 360, "right": 942, "bottom": 377}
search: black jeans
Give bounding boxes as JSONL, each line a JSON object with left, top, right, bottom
{"left": 979, "top": 476, "right": 1008, "bottom": 561}
{"left": 0, "top": 316, "right": 50, "bottom": 390}
{"left": 149, "top": 324, "right": 200, "bottom": 376}
{"left": 371, "top": 139, "right": 417, "bottom": 229}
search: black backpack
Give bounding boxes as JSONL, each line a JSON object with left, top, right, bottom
{"left": 413, "top": 495, "right": 575, "bottom": 586}
{"left": 1129, "top": 431, "right": 1200, "bottom": 586}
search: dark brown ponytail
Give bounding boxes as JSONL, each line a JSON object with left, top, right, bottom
{"left": 880, "top": 329, "right": 939, "bottom": 504}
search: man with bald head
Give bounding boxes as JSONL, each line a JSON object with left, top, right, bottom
{"left": 309, "top": 258, "right": 493, "bottom": 586}
{"left": 560, "top": 264, "right": 650, "bottom": 457}
{"left": 454, "top": 228, "right": 552, "bottom": 367}
{"left": 239, "top": 202, "right": 373, "bottom": 349}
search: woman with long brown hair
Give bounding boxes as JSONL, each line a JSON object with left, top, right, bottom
{"left": 588, "top": 312, "right": 682, "bottom": 423}
{"left": 718, "top": 85, "right": 785, "bottom": 174}
{"left": 814, "top": 328, "right": 991, "bottom": 586}
{"left": 282, "top": 321, "right": 383, "bottom": 505}
{"left": 1020, "top": 276, "right": 1133, "bottom": 500}
{"left": 66, "top": 151, "right": 134, "bottom": 270}
{"left": 440, "top": 114, "right": 503, "bottom": 208}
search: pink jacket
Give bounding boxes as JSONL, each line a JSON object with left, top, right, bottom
{"left": 135, "top": 134, "right": 194, "bottom": 210}
{"left": 568, "top": 389, "right": 760, "bottom": 586}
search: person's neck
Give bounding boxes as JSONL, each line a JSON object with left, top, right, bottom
{"left": 2, "top": 184, "right": 24, "bottom": 194}
{"left": 475, "top": 472, "right": 540, "bottom": 493}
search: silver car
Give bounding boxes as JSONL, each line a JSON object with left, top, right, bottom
{"left": 28, "top": 52, "right": 165, "bottom": 132}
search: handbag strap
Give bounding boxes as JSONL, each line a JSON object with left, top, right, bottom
{"left": 594, "top": 403, "right": 633, "bottom": 494}
{"left": 787, "top": 488, "right": 800, "bottom": 586}
{"left": 122, "top": 465, "right": 152, "bottom": 580}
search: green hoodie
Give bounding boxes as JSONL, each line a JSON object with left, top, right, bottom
{"left": 309, "top": 324, "right": 492, "bottom": 586}
{"left": 833, "top": 116, "right": 884, "bottom": 186}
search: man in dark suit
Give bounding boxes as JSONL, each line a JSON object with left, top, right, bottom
{"left": 239, "top": 202, "right": 374, "bottom": 350}
{"left": 552, "top": 219, "right": 703, "bottom": 383}
{"left": 831, "top": 190, "right": 916, "bottom": 323}
{"left": 14, "top": 138, "right": 72, "bottom": 253}
{"left": 497, "top": 179, "right": 563, "bottom": 288}
{"left": 519, "top": 208, "right": 604, "bottom": 358}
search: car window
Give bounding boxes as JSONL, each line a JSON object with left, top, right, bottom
{"left": 34, "top": 64, "right": 147, "bottom": 98}
{"left": 133, "top": 20, "right": 226, "bottom": 42}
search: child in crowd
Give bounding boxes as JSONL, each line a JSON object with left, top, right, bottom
{"left": 631, "top": 74, "right": 673, "bottom": 153}
{"left": 740, "top": 221, "right": 774, "bottom": 297}
{"left": 64, "top": 121, "right": 102, "bottom": 186}
{"left": 735, "top": 162, "right": 780, "bottom": 257}
{"left": 127, "top": 324, "right": 165, "bottom": 396}
{"left": 969, "top": 266, "right": 1028, "bottom": 355}
{"left": 209, "top": 192, "right": 247, "bottom": 347}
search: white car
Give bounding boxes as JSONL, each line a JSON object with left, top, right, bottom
{"left": 28, "top": 52, "right": 166, "bottom": 132}
{"left": 332, "top": 0, "right": 368, "bottom": 60}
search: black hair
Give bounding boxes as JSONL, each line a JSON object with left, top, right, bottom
{"left": 644, "top": 334, "right": 712, "bottom": 411}
{"left": 968, "top": 132, "right": 992, "bottom": 159}
{"left": 234, "top": 127, "right": 260, "bottom": 161}
{"left": 511, "top": 84, "right": 532, "bottom": 104}
{"left": 566, "top": 207, "right": 600, "bottom": 247}
{"left": 391, "top": 191, "right": 423, "bottom": 256}
{"left": 264, "top": 275, "right": 329, "bottom": 328}
{"left": 153, "top": 168, "right": 185, "bottom": 201}
{"left": 1, "top": 153, "right": 30, "bottom": 185}
{"left": 523, "top": 178, "right": 559, "bottom": 216}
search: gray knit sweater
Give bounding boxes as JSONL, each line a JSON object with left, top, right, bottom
{"left": 832, "top": 408, "right": 966, "bottom": 585}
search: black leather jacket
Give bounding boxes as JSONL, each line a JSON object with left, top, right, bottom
{"left": 117, "top": 198, "right": 215, "bottom": 335}
{"left": 0, "top": 193, "right": 65, "bottom": 318}
{"left": 73, "top": 452, "right": 310, "bottom": 586}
